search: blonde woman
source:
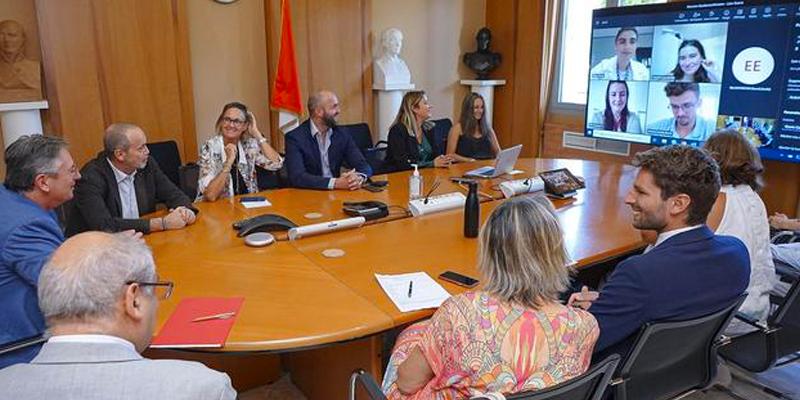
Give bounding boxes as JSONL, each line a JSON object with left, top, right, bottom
{"left": 385, "top": 90, "right": 454, "bottom": 172}
{"left": 382, "top": 195, "right": 599, "bottom": 399}
{"left": 197, "top": 102, "right": 283, "bottom": 201}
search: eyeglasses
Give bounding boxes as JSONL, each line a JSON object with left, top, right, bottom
{"left": 669, "top": 102, "right": 697, "bottom": 112}
{"left": 125, "top": 280, "right": 174, "bottom": 300}
{"left": 222, "top": 117, "right": 246, "bottom": 126}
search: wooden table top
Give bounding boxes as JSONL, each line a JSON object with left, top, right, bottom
{"left": 146, "top": 158, "right": 643, "bottom": 351}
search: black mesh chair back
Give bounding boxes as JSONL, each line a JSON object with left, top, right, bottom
{"left": 611, "top": 295, "right": 746, "bottom": 400}
{"left": 339, "top": 123, "right": 389, "bottom": 175}
{"left": 147, "top": 140, "right": 182, "bottom": 187}
{"left": 469, "top": 354, "right": 620, "bottom": 400}
{"left": 178, "top": 162, "right": 200, "bottom": 199}
{"left": 720, "top": 278, "right": 800, "bottom": 372}
{"left": 341, "top": 123, "right": 374, "bottom": 152}
{"left": 430, "top": 118, "right": 452, "bottom": 156}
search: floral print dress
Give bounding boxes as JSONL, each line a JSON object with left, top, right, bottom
{"left": 382, "top": 291, "right": 599, "bottom": 399}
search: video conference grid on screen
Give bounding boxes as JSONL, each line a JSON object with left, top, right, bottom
{"left": 584, "top": 0, "right": 800, "bottom": 163}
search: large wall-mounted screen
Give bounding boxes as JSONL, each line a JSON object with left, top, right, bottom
{"left": 585, "top": 0, "right": 800, "bottom": 163}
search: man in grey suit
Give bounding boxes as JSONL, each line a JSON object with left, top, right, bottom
{"left": 0, "top": 232, "right": 236, "bottom": 400}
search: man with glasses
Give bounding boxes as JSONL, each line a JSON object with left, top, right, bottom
{"left": 0, "top": 232, "right": 236, "bottom": 399}
{"left": 647, "top": 82, "right": 715, "bottom": 141}
{"left": 0, "top": 135, "right": 80, "bottom": 368}
{"left": 67, "top": 123, "right": 197, "bottom": 235}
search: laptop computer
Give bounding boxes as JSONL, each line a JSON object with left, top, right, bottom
{"left": 464, "top": 144, "right": 523, "bottom": 178}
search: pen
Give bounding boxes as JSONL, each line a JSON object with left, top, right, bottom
{"left": 191, "top": 311, "right": 236, "bottom": 322}
{"left": 407, "top": 281, "right": 413, "bottom": 298}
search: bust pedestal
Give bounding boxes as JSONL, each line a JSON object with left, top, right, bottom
{"left": 373, "top": 82, "right": 415, "bottom": 142}
{"left": 459, "top": 79, "right": 506, "bottom": 125}
{"left": 0, "top": 101, "right": 48, "bottom": 148}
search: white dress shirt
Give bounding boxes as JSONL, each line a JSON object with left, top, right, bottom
{"left": 107, "top": 159, "right": 139, "bottom": 219}
{"left": 310, "top": 120, "right": 336, "bottom": 190}
{"left": 644, "top": 224, "right": 703, "bottom": 253}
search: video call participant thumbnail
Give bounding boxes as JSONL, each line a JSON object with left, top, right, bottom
{"left": 672, "top": 39, "right": 721, "bottom": 83}
{"left": 589, "top": 80, "right": 642, "bottom": 134}
{"left": 590, "top": 27, "right": 649, "bottom": 81}
{"left": 647, "top": 82, "right": 715, "bottom": 141}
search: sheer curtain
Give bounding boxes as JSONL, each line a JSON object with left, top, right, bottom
{"left": 537, "top": 0, "right": 562, "bottom": 155}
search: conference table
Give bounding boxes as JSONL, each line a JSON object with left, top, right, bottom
{"left": 144, "top": 158, "right": 644, "bottom": 398}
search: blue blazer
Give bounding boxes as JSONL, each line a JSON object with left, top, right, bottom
{"left": 284, "top": 120, "right": 372, "bottom": 190}
{"left": 590, "top": 226, "right": 750, "bottom": 355}
{"left": 0, "top": 185, "right": 64, "bottom": 368}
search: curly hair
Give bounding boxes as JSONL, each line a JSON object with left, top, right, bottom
{"left": 632, "top": 145, "right": 720, "bottom": 225}
{"left": 703, "top": 129, "right": 764, "bottom": 191}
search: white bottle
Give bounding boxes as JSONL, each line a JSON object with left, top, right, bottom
{"left": 409, "top": 164, "right": 422, "bottom": 200}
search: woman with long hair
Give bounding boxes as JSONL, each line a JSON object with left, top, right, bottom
{"left": 446, "top": 93, "right": 501, "bottom": 162}
{"left": 385, "top": 91, "right": 453, "bottom": 172}
{"left": 591, "top": 80, "right": 642, "bottom": 133}
{"left": 671, "top": 39, "right": 720, "bottom": 83}
{"left": 381, "top": 196, "right": 598, "bottom": 399}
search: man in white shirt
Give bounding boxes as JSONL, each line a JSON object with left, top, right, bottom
{"left": 647, "top": 82, "right": 715, "bottom": 141}
{"left": 590, "top": 27, "right": 650, "bottom": 81}
{"left": 0, "top": 232, "right": 236, "bottom": 400}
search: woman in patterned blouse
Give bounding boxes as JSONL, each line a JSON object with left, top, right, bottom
{"left": 382, "top": 195, "right": 599, "bottom": 399}
{"left": 197, "top": 102, "right": 283, "bottom": 201}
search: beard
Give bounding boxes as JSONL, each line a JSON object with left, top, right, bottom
{"left": 631, "top": 207, "right": 667, "bottom": 231}
{"left": 322, "top": 113, "right": 337, "bottom": 128}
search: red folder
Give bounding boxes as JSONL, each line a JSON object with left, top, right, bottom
{"left": 150, "top": 297, "right": 244, "bottom": 348}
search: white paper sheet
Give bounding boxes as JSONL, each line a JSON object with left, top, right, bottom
{"left": 375, "top": 272, "right": 451, "bottom": 312}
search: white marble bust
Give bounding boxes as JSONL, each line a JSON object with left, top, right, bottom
{"left": 373, "top": 28, "right": 411, "bottom": 87}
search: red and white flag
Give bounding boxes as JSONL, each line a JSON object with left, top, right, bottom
{"left": 270, "top": 0, "right": 302, "bottom": 133}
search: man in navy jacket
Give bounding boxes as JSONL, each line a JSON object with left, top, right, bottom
{"left": 570, "top": 145, "right": 750, "bottom": 355}
{"left": 284, "top": 90, "right": 372, "bottom": 190}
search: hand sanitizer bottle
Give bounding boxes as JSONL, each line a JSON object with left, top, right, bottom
{"left": 409, "top": 164, "right": 422, "bottom": 200}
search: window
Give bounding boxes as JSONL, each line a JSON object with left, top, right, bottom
{"left": 555, "top": 0, "right": 667, "bottom": 106}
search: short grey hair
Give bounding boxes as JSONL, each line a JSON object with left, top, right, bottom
{"left": 4, "top": 135, "right": 67, "bottom": 193}
{"left": 478, "top": 195, "right": 572, "bottom": 308}
{"left": 103, "top": 123, "right": 139, "bottom": 158}
{"left": 38, "top": 234, "right": 157, "bottom": 323}
{"left": 307, "top": 92, "right": 325, "bottom": 115}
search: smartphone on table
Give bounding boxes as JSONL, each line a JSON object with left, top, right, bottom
{"left": 438, "top": 271, "right": 479, "bottom": 288}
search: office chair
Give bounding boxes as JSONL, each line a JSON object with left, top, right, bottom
{"left": 348, "top": 354, "right": 620, "bottom": 400}
{"left": 147, "top": 140, "right": 182, "bottom": 188}
{"left": 430, "top": 118, "right": 452, "bottom": 157}
{"left": 608, "top": 295, "right": 746, "bottom": 400}
{"left": 340, "top": 122, "right": 389, "bottom": 175}
{"left": 717, "top": 278, "right": 800, "bottom": 400}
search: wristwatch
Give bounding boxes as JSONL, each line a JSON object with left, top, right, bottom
{"left": 257, "top": 137, "right": 268, "bottom": 145}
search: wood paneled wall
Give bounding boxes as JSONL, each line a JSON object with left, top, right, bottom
{"left": 485, "top": 0, "right": 546, "bottom": 157}
{"left": 35, "top": 0, "right": 197, "bottom": 167}
{"left": 264, "top": 0, "right": 372, "bottom": 150}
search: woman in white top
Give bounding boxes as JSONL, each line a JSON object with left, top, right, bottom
{"left": 197, "top": 102, "right": 283, "bottom": 201}
{"left": 704, "top": 129, "right": 777, "bottom": 334}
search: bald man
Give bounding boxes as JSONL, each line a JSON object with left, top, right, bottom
{"left": 0, "top": 232, "right": 236, "bottom": 399}
{"left": 67, "top": 123, "right": 197, "bottom": 235}
{"left": 284, "top": 91, "right": 372, "bottom": 190}
{"left": 0, "top": 19, "right": 41, "bottom": 102}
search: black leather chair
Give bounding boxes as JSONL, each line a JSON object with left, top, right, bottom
{"left": 348, "top": 354, "right": 620, "bottom": 400}
{"left": 607, "top": 295, "right": 746, "bottom": 400}
{"left": 717, "top": 278, "right": 800, "bottom": 399}
{"left": 430, "top": 118, "right": 453, "bottom": 156}
{"left": 147, "top": 140, "right": 182, "bottom": 188}
{"left": 340, "top": 122, "right": 389, "bottom": 175}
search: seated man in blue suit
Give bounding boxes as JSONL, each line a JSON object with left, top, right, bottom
{"left": 285, "top": 90, "right": 372, "bottom": 190}
{"left": 569, "top": 145, "right": 750, "bottom": 355}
